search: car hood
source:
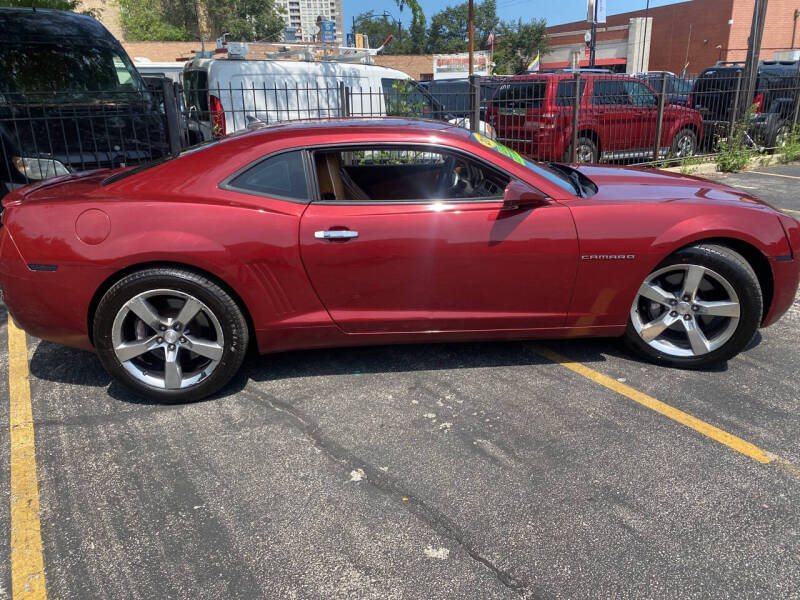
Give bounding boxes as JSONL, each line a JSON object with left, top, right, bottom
{"left": 575, "top": 164, "right": 777, "bottom": 212}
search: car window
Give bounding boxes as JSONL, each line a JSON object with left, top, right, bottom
{"left": 495, "top": 81, "right": 547, "bottom": 109}
{"left": 0, "top": 43, "right": 144, "bottom": 102}
{"left": 555, "top": 80, "right": 587, "bottom": 106}
{"left": 226, "top": 150, "right": 308, "bottom": 200}
{"left": 623, "top": 81, "right": 657, "bottom": 106}
{"left": 380, "top": 78, "right": 437, "bottom": 117}
{"left": 591, "top": 80, "right": 630, "bottom": 106}
{"left": 312, "top": 146, "right": 510, "bottom": 203}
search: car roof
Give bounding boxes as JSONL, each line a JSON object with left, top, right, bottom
{"left": 0, "top": 7, "right": 113, "bottom": 44}
{"left": 505, "top": 72, "right": 623, "bottom": 82}
{"left": 236, "top": 117, "right": 467, "bottom": 141}
{"left": 184, "top": 57, "right": 411, "bottom": 80}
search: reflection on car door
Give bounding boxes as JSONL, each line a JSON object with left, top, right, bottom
{"left": 299, "top": 145, "right": 579, "bottom": 334}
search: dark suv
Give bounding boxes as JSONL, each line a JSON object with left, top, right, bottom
{"left": 690, "top": 60, "right": 800, "bottom": 148}
{"left": 0, "top": 8, "right": 168, "bottom": 197}
{"left": 486, "top": 72, "right": 704, "bottom": 163}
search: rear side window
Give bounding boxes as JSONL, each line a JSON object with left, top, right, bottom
{"left": 495, "top": 81, "right": 547, "bottom": 108}
{"left": 226, "top": 150, "right": 308, "bottom": 201}
{"left": 554, "top": 80, "right": 587, "bottom": 106}
{"left": 591, "top": 80, "right": 629, "bottom": 106}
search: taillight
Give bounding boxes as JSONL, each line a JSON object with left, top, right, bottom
{"left": 752, "top": 93, "right": 764, "bottom": 114}
{"left": 209, "top": 94, "right": 226, "bottom": 138}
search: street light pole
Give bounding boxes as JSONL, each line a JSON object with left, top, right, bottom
{"left": 468, "top": 0, "right": 475, "bottom": 76}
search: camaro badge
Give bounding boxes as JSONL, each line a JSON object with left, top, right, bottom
{"left": 581, "top": 254, "right": 636, "bottom": 260}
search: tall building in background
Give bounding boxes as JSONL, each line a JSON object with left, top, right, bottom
{"left": 275, "top": 0, "right": 344, "bottom": 45}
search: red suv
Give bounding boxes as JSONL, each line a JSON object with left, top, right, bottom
{"left": 486, "top": 73, "right": 704, "bottom": 163}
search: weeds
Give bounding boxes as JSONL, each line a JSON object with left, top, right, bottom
{"left": 778, "top": 126, "right": 800, "bottom": 164}
{"left": 715, "top": 104, "right": 759, "bottom": 172}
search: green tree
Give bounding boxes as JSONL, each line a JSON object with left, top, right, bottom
{"left": 4, "top": 0, "right": 98, "bottom": 13}
{"left": 426, "top": 0, "right": 498, "bottom": 54}
{"left": 119, "top": 0, "right": 284, "bottom": 42}
{"left": 119, "top": 0, "right": 193, "bottom": 41}
{"left": 493, "top": 18, "right": 548, "bottom": 74}
{"left": 352, "top": 11, "right": 407, "bottom": 54}
{"left": 396, "top": 0, "right": 426, "bottom": 54}
{"left": 205, "top": 0, "right": 285, "bottom": 42}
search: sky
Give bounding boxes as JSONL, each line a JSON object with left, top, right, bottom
{"left": 342, "top": 0, "right": 687, "bottom": 32}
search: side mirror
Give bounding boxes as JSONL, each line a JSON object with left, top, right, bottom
{"left": 503, "top": 180, "right": 548, "bottom": 211}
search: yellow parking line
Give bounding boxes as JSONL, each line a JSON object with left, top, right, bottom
{"left": 779, "top": 207, "right": 800, "bottom": 215}
{"left": 749, "top": 170, "right": 800, "bottom": 180}
{"left": 531, "top": 344, "right": 772, "bottom": 464}
{"left": 8, "top": 317, "right": 47, "bottom": 600}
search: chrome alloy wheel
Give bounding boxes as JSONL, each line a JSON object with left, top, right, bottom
{"left": 111, "top": 289, "right": 225, "bottom": 390}
{"left": 630, "top": 264, "right": 741, "bottom": 357}
{"left": 576, "top": 143, "right": 595, "bottom": 163}
{"left": 674, "top": 132, "right": 696, "bottom": 157}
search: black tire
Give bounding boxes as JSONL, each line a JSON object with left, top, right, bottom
{"left": 624, "top": 243, "right": 762, "bottom": 369}
{"left": 93, "top": 267, "right": 249, "bottom": 403}
{"left": 671, "top": 128, "right": 698, "bottom": 158}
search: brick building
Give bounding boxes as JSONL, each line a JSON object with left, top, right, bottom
{"left": 544, "top": 0, "right": 800, "bottom": 75}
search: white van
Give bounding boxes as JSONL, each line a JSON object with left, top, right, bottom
{"left": 134, "top": 59, "right": 185, "bottom": 84}
{"left": 182, "top": 57, "right": 495, "bottom": 140}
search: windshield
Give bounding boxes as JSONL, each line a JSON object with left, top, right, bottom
{"left": 470, "top": 133, "right": 582, "bottom": 195}
{"left": 0, "top": 43, "right": 144, "bottom": 103}
{"left": 381, "top": 78, "right": 443, "bottom": 118}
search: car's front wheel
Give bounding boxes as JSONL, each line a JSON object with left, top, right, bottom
{"left": 624, "top": 244, "right": 762, "bottom": 368}
{"left": 94, "top": 267, "right": 249, "bottom": 402}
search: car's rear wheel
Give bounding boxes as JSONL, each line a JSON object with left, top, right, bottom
{"left": 671, "top": 128, "right": 697, "bottom": 158}
{"left": 94, "top": 267, "right": 248, "bottom": 403}
{"left": 624, "top": 244, "right": 762, "bottom": 368}
{"left": 573, "top": 136, "right": 599, "bottom": 163}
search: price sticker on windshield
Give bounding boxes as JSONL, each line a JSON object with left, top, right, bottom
{"left": 471, "top": 132, "right": 527, "bottom": 166}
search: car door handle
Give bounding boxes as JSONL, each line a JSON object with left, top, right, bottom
{"left": 315, "top": 230, "right": 359, "bottom": 240}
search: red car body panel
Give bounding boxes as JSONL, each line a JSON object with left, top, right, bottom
{"left": 486, "top": 73, "right": 704, "bottom": 161}
{"left": 0, "top": 119, "right": 797, "bottom": 357}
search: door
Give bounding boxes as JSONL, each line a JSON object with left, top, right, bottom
{"left": 621, "top": 79, "right": 659, "bottom": 154}
{"left": 590, "top": 78, "right": 651, "bottom": 156}
{"left": 299, "top": 145, "right": 579, "bottom": 334}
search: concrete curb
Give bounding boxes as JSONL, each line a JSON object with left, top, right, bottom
{"left": 660, "top": 153, "right": 794, "bottom": 177}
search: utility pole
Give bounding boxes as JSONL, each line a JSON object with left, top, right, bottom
{"left": 741, "top": 0, "right": 768, "bottom": 116}
{"left": 589, "top": 0, "right": 598, "bottom": 68}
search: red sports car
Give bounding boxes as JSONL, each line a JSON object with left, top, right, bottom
{"left": 1, "top": 119, "right": 798, "bottom": 402}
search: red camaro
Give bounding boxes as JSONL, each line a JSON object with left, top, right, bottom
{"left": 1, "top": 119, "right": 798, "bottom": 402}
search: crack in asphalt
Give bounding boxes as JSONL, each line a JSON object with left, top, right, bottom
{"left": 248, "top": 394, "right": 536, "bottom": 599}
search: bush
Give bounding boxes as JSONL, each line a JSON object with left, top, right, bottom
{"left": 715, "top": 105, "right": 759, "bottom": 172}
{"left": 778, "top": 126, "right": 800, "bottom": 164}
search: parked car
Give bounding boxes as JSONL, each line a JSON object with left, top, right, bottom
{"left": 0, "top": 8, "right": 168, "bottom": 198}
{"left": 2, "top": 119, "right": 798, "bottom": 402}
{"left": 418, "top": 77, "right": 505, "bottom": 120}
{"left": 182, "top": 57, "right": 495, "bottom": 141}
{"left": 486, "top": 72, "right": 704, "bottom": 163}
{"left": 134, "top": 59, "right": 185, "bottom": 84}
{"left": 690, "top": 60, "right": 800, "bottom": 148}
{"left": 630, "top": 71, "right": 694, "bottom": 106}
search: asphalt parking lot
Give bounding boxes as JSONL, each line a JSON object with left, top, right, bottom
{"left": 1, "top": 164, "right": 800, "bottom": 600}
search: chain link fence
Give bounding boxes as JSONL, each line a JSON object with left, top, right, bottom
{"left": 2, "top": 67, "right": 800, "bottom": 196}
